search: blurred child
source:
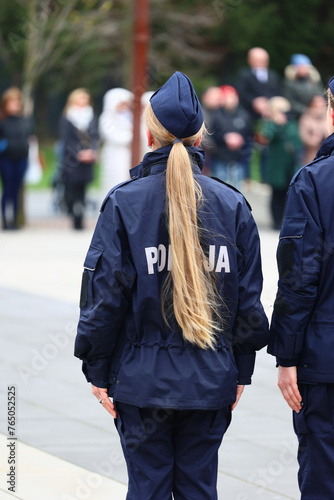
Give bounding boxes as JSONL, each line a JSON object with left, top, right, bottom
{"left": 258, "top": 96, "right": 302, "bottom": 230}
{"left": 299, "top": 94, "right": 327, "bottom": 165}
{"left": 0, "top": 87, "right": 32, "bottom": 229}
{"left": 59, "top": 88, "right": 98, "bottom": 230}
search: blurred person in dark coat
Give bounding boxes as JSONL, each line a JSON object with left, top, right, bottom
{"left": 210, "top": 85, "right": 252, "bottom": 189}
{"left": 0, "top": 87, "right": 32, "bottom": 230}
{"left": 237, "top": 47, "right": 281, "bottom": 123}
{"left": 236, "top": 47, "right": 281, "bottom": 181}
{"left": 201, "top": 86, "right": 225, "bottom": 174}
{"left": 59, "top": 88, "right": 98, "bottom": 230}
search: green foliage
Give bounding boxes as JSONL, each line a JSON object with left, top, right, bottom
{"left": 0, "top": 2, "right": 26, "bottom": 74}
{"left": 0, "top": 0, "right": 129, "bottom": 99}
{"left": 0, "top": 0, "right": 334, "bottom": 133}
{"left": 215, "top": 0, "right": 334, "bottom": 78}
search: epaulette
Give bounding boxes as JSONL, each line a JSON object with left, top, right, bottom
{"left": 290, "top": 153, "right": 330, "bottom": 185}
{"left": 211, "top": 176, "right": 252, "bottom": 211}
{"left": 100, "top": 177, "right": 139, "bottom": 212}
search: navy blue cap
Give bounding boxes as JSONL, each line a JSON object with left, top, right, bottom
{"left": 328, "top": 76, "right": 334, "bottom": 95}
{"left": 150, "top": 71, "right": 203, "bottom": 138}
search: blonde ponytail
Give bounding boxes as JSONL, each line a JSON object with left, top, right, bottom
{"left": 144, "top": 104, "right": 222, "bottom": 350}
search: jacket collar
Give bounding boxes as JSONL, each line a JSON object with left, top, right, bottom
{"left": 130, "top": 145, "right": 205, "bottom": 179}
{"left": 316, "top": 132, "right": 334, "bottom": 159}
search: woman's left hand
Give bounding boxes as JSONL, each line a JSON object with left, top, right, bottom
{"left": 91, "top": 384, "right": 117, "bottom": 418}
{"left": 231, "top": 385, "right": 245, "bottom": 411}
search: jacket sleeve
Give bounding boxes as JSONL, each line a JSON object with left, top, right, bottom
{"left": 268, "top": 176, "right": 322, "bottom": 366}
{"left": 232, "top": 204, "right": 269, "bottom": 384}
{"left": 236, "top": 70, "right": 257, "bottom": 116}
{"left": 74, "top": 196, "right": 136, "bottom": 387}
{"left": 88, "top": 117, "right": 99, "bottom": 151}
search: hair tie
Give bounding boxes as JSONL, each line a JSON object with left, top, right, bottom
{"left": 172, "top": 138, "right": 183, "bottom": 145}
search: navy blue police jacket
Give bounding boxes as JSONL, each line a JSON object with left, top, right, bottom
{"left": 268, "top": 132, "right": 334, "bottom": 383}
{"left": 75, "top": 146, "right": 268, "bottom": 409}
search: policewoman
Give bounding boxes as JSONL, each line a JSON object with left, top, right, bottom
{"left": 268, "top": 76, "right": 334, "bottom": 499}
{"left": 75, "top": 72, "right": 268, "bottom": 500}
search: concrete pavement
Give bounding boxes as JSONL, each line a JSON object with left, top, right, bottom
{"left": 0, "top": 186, "right": 300, "bottom": 499}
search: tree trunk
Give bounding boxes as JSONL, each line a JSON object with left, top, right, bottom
{"left": 131, "top": 0, "right": 150, "bottom": 167}
{"left": 22, "top": 81, "right": 34, "bottom": 117}
{"left": 22, "top": 0, "right": 39, "bottom": 115}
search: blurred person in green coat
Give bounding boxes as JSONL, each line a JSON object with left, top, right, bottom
{"left": 257, "top": 97, "right": 302, "bottom": 230}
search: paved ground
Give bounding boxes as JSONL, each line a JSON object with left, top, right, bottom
{"left": 0, "top": 185, "right": 301, "bottom": 499}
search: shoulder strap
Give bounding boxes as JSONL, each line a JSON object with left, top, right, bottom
{"left": 100, "top": 177, "right": 138, "bottom": 212}
{"left": 211, "top": 177, "right": 252, "bottom": 211}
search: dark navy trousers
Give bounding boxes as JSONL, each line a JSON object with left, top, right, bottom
{"left": 293, "top": 383, "right": 334, "bottom": 499}
{"left": 114, "top": 402, "right": 231, "bottom": 500}
{"left": 0, "top": 156, "right": 27, "bottom": 228}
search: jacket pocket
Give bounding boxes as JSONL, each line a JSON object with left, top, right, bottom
{"left": 293, "top": 383, "right": 310, "bottom": 435}
{"left": 302, "top": 314, "right": 334, "bottom": 373}
{"left": 208, "top": 406, "right": 232, "bottom": 436}
{"left": 294, "top": 383, "right": 334, "bottom": 435}
{"left": 278, "top": 217, "right": 307, "bottom": 276}
{"left": 279, "top": 217, "right": 307, "bottom": 240}
{"left": 114, "top": 402, "right": 146, "bottom": 452}
{"left": 312, "top": 311, "right": 334, "bottom": 325}
{"left": 80, "top": 246, "right": 103, "bottom": 309}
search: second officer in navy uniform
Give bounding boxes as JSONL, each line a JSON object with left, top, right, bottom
{"left": 268, "top": 76, "right": 334, "bottom": 499}
{"left": 75, "top": 71, "right": 268, "bottom": 499}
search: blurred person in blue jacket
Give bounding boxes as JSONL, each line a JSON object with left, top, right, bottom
{"left": 75, "top": 71, "right": 268, "bottom": 500}
{"left": 268, "top": 76, "right": 334, "bottom": 499}
{"left": 0, "top": 87, "right": 32, "bottom": 230}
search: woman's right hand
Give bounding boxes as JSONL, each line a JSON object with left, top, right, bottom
{"left": 77, "top": 149, "right": 96, "bottom": 163}
{"left": 91, "top": 384, "right": 117, "bottom": 418}
{"left": 232, "top": 385, "right": 245, "bottom": 410}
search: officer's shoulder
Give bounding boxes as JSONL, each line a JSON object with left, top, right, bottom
{"left": 291, "top": 154, "right": 332, "bottom": 185}
{"left": 210, "top": 176, "right": 252, "bottom": 211}
{"left": 100, "top": 177, "right": 138, "bottom": 212}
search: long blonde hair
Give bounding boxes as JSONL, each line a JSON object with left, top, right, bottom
{"left": 144, "top": 103, "right": 222, "bottom": 350}
{"left": 63, "top": 88, "right": 92, "bottom": 114}
{"left": 1, "top": 87, "right": 23, "bottom": 119}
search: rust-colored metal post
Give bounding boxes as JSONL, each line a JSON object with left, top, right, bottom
{"left": 131, "top": 0, "right": 150, "bottom": 167}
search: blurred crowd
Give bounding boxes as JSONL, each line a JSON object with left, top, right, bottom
{"left": 0, "top": 47, "right": 328, "bottom": 231}
{"left": 203, "top": 48, "right": 326, "bottom": 229}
